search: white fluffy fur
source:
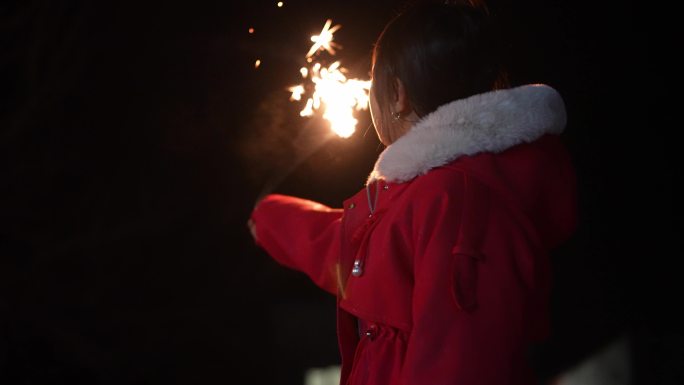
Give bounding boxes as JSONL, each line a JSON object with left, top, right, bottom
{"left": 367, "top": 84, "right": 567, "bottom": 184}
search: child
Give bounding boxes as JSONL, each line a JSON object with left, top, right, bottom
{"left": 250, "top": 2, "right": 577, "bottom": 384}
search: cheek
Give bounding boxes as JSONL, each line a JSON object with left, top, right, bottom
{"left": 369, "top": 87, "right": 389, "bottom": 145}
{"left": 369, "top": 87, "right": 379, "bottom": 128}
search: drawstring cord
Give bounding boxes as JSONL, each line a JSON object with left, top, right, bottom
{"left": 365, "top": 180, "right": 380, "bottom": 216}
{"left": 352, "top": 180, "right": 381, "bottom": 277}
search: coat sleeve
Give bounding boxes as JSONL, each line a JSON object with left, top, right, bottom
{"left": 250, "top": 194, "right": 343, "bottom": 295}
{"left": 401, "top": 172, "right": 535, "bottom": 385}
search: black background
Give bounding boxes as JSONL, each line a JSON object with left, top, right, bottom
{"left": 1, "top": 1, "right": 676, "bottom": 384}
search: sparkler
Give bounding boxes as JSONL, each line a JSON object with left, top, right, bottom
{"left": 257, "top": 18, "right": 370, "bottom": 201}
{"left": 290, "top": 19, "right": 370, "bottom": 138}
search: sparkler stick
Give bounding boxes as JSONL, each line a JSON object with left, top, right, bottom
{"left": 255, "top": 126, "right": 334, "bottom": 203}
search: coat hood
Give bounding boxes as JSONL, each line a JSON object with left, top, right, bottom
{"left": 368, "top": 84, "right": 576, "bottom": 250}
{"left": 368, "top": 84, "right": 566, "bottom": 184}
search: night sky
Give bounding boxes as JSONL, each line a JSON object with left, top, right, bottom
{"left": 1, "top": 1, "right": 676, "bottom": 385}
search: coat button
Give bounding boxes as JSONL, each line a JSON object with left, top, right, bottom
{"left": 348, "top": 203, "right": 355, "bottom": 209}
{"left": 351, "top": 260, "right": 363, "bottom": 277}
{"left": 383, "top": 185, "right": 389, "bottom": 190}
{"left": 365, "top": 324, "right": 378, "bottom": 340}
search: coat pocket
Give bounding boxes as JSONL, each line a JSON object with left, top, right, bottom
{"left": 450, "top": 250, "right": 482, "bottom": 312}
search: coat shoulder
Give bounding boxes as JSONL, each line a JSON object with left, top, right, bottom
{"left": 404, "top": 162, "right": 485, "bottom": 206}
{"left": 397, "top": 166, "right": 471, "bottom": 220}
{"left": 411, "top": 166, "right": 467, "bottom": 192}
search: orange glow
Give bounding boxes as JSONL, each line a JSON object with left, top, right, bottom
{"left": 248, "top": 27, "right": 254, "bottom": 34}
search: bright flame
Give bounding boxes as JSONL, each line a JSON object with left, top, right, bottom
{"left": 289, "top": 20, "right": 370, "bottom": 138}
{"left": 254, "top": 59, "right": 261, "bottom": 68}
{"left": 277, "top": 2, "right": 284, "bottom": 8}
{"left": 301, "top": 99, "right": 314, "bottom": 117}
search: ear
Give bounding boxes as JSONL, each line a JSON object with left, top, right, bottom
{"left": 393, "top": 78, "right": 411, "bottom": 115}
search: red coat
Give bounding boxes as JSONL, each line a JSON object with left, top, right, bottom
{"left": 251, "top": 85, "right": 577, "bottom": 385}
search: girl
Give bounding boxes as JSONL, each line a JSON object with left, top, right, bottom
{"left": 250, "top": 2, "right": 577, "bottom": 384}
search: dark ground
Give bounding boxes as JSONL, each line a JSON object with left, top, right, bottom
{"left": 1, "top": 1, "right": 676, "bottom": 384}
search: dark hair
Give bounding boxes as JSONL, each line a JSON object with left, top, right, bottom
{"left": 372, "top": 0, "right": 509, "bottom": 130}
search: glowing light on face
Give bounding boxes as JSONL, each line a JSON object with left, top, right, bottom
{"left": 289, "top": 20, "right": 370, "bottom": 138}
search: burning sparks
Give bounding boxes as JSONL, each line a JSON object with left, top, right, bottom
{"left": 290, "top": 20, "right": 370, "bottom": 138}
{"left": 306, "top": 19, "right": 342, "bottom": 58}
{"left": 288, "top": 85, "right": 305, "bottom": 101}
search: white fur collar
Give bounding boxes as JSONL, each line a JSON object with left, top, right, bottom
{"left": 367, "top": 84, "right": 567, "bottom": 184}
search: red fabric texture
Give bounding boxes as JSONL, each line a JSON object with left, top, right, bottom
{"left": 251, "top": 134, "right": 577, "bottom": 385}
